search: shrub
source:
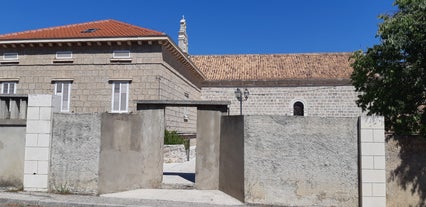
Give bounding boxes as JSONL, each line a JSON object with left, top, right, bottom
{"left": 164, "top": 130, "right": 190, "bottom": 150}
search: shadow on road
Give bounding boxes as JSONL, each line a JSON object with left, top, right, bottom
{"left": 163, "top": 172, "right": 195, "bottom": 183}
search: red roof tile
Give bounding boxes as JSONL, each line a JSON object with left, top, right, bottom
{"left": 0, "top": 19, "right": 164, "bottom": 40}
{"left": 190, "top": 53, "right": 353, "bottom": 81}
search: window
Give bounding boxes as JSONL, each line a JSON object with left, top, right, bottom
{"left": 293, "top": 101, "right": 304, "bottom": 116}
{"left": 113, "top": 50, "right": 130, "bottom": 59}
{"left": 54, "top": 82, "right": 71, "bottom": 112}
{"left": 1, "top": 82, "right": 17, "bottom": 94}
{"left": 111, "top": 81, "right": 129, "bottom": 113}
{"left": 3, "top": 53, "right": 18, "bottom": 60}
{"left": 56, "top": 51, "right": 73, "bottom": 59}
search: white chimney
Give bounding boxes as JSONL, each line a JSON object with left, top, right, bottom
{"left": 178, "top": 16, "right": 188, "bottom": 54}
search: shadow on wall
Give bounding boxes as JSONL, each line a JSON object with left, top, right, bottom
{"left": 387, "top": 135, "right": 426, "bottom": 207}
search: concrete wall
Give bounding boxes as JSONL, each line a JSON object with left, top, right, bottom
{"left": 202, "top": 86, "right": 361, "bottom": 117}
{"left": 49, "top": 111, "right": 165, "bottom": 195}
{"left": 49, "top": 113, "right": 101, "bottom": 194}
{"left": 222, "top": 116, "right": 359, "bottom": 206}
{"left": 386, "top": 136, "right": 426, "bottom": 207}
{"left": 98, "top": 111, "right": 164, "bottom": 194}
{"left": 219, "top": 116, "right": 244, "bottom": 202}
{"left": 0, "top": 126, "right": 26, "bottom": 188}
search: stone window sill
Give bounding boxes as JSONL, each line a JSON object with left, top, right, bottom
{"left": 0, "top": 60, "right": 19, "bottom": 65}
{"left": 53, "top": 58, "right": 74, "bottom": 63}
{"left": 110, "top": 58, "right": 132, "bottom": 63}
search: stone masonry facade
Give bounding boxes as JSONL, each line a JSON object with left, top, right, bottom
{"left": 0, "top": 43, "right": 199, "bottom": 133}
{"left": 202, "top": 86, "right": 362, "bottom": 117}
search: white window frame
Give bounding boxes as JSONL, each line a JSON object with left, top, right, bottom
{"left": 111, "top": 81, "right": 129, "bottom": 113}
{"left": 1, "top": 82, "right": 17, "bottom": 94}
{"left": 3, "top": 53, "right": 18, "bottom": 60}
{"left": 56, "top": 51, "right": 73, "bottom": 59}
{"left": 112, "top": 50, "right": 131, "bottom": 59}
{"left": 54, "top": 81, "right": 72, "bottom": 112}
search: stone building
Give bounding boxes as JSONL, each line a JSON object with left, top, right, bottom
{"left": 0, "top": 19, "right": 202, "bottom": 133}
{"left": 0, "top": 18, "right": 362, "bottom": 133}
{"left": 191, "top": 53, "right": 361, "bottom": 117}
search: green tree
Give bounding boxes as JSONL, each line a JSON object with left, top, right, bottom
{"left": 351, "top": 0, "right": 426, "bottom": 135}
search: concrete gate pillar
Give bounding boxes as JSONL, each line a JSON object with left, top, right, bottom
{"left": 23, "top": 94, "right": 59, "bottom": 191}
{"left": 195, "top": 107, "right": 224, "bottom": 190}
{"left": 138, "top": 106, "right": 165, "bottom": 188}
{"left": 136, "top": 100, "right": 230, "bottom": 190}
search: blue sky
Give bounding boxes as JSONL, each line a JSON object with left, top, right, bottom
{"left": 0, "top": 0, "right": 396, "bottom": 55}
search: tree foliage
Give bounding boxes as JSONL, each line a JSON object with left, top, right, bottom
{"left": 351, "top": 0, "right": 426, "bottom": 135}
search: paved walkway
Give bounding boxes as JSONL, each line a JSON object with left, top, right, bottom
{"left": 102, "top": 189, "right": 243, "bottom": 206}
{"left": 0, "top": 190, "right": 246, "bottom": 207}
{"left": 162, "top": 158, "right": 195, "bottom": 187}
{"left": 0, "top": 159, "right": 247, "bottom": 207}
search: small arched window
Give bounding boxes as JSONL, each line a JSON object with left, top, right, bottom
{"left": 293, "top": 101, "right": 304, "bottom": 116}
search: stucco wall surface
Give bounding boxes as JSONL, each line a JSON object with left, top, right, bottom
{"left": 386, "top": 136, "right": 426, "bottom": 207}
{"left": 0, "top": 126, "right": 26, "bottom": 188}
{"left": 220, "top": 116, "right": 245, "bottom": 202}
{"left": 243, "top": 116, "right": 358, "bottom": 206}
{"left": 98, "top": 111, "right": 164, "bottom": 194}
{"left": 49, "top": 113, "right": 101, "bottom": 194}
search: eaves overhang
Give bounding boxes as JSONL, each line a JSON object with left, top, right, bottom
{"left": 0, "top": 36, "right": 168, "bottom": 45}
{"left": 0, "top": 35, "right": 206, "bottom": 81}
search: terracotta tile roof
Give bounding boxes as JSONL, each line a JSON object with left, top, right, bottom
{"left": 0, "top": 19, "right": 164, "bottom": 40}
{"left": 190, "top": 53, "right": 353, "bottom": 82}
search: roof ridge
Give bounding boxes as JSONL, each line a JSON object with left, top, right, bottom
{"left": 0, "top": 19, "right": 112, "bottom": 38}
{"left": 107, "top": 19, "right": 163, "bottom": 35}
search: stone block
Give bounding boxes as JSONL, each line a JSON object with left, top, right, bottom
{"left": 362, "top": 169, "right": 386, "bottom": 183}
{"left": 37, "top": 160, "right": 49, "bottom": 175}
{"left": 25, "top": 147, "right": 49, "bottom": 161}
{"left": 26, "top": 120, "right": 51, "bottom": 134}
{"left": 373, "top": 129, "right": 385, "bottom": 142}
{"left": 25, "top": 134, "right": 38, "bottom": 147}
{"left": 360, "top": 129, "right": 374, "bottom": 142}
{"left": 361, "top": 156, "right": 374, "bottom": 169}
{"left": 362, "top": 182, "right": 373, "bottom": 196}
{"left": 37, "top": 134, "right": 50, "bottom": 147}
{"left": 39, "top": 107, "right": 52, "bottom": 120}
{"left": 373, "top": 156, "right": 385, "bottom": 169}
{"left": 362, "top": 196, "right": 386, "bottom": 207}
{"left": 23, "top": 174, "right": 48, "bottom": 189}
{"left": 26, "top": 107, "right": 40, "bottom": 120}
{"left": 361, "top": 143, "right": 385, "bottom": 156}
{"left": 28, "top": 94, "right": 52, "bottom": 107}
{"left": 360, "top": 116, "right": 385, "bottom": 129}
{"left": 24, "top": 161, "right": 38, "bottom": 174}
{"left": 372, "top": 183, "right": 386, "bottom": 197}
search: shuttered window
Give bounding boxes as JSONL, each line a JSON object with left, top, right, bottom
{"left": 111, "top": 81, "right": 129, "bottom": 113}
{"left": 54, "top": 82, "right": 72, "bottom": 112}
{"left": 1, "top": 82, "right": 17, "bottom": 94}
